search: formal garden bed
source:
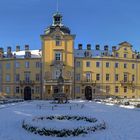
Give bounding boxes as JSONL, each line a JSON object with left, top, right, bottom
{"left": 22, "top": 115, "right": 106, "bottom": 137}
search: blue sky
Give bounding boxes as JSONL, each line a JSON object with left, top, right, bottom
{"left": 0, "top": 0, "right": 140, "bottom": 51}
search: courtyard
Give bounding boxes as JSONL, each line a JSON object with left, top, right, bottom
{"left": 0, "top": 100, "right": 140, "bottom": 140}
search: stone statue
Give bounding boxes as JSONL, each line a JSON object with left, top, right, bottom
{"left": 52, "top": 69, "right": 68, "bottom": 104}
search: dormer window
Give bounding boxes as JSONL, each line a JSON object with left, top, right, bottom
{"left": 84, "top": 51, "right": 92, "bottom": 57}
{"left": 25, "top": 52, "right": 31, "bottom": 58}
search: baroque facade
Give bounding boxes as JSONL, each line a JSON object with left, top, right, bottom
{"left": 0, "top": 12, "right": 140, "bottom": 100}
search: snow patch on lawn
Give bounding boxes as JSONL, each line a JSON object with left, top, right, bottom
{"left": 119, "top": 105, "right": 135, "bottom": 109}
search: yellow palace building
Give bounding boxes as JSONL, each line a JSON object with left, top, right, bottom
{"left": 0, "top": 12, "right": 140, "bottom": 100}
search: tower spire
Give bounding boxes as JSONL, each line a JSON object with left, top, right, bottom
{"left": 57, "top": 0, "right": 59, "bottom": 12}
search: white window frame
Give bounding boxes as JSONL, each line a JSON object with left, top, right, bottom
{"left": 15, "top": 62, "right": 20, "bottom": 68}
{"left": 55, "top": 52, "right": 62, "bottom": 61}
{"left": 25, "top": 61, "right": 30, "bottom": 68}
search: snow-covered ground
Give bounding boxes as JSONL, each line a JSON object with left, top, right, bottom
{"left": 0, "top": 100, "right": 140, "bottom": 140}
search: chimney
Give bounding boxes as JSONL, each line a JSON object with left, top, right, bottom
{"left": 95, "top": 44, "right": 100, "bottom": 50}
{"left": 16, "top": 45, "right": 20, "bottom": 52}
{"left": 25, "top": 45, "right": 29, "bottom": 51}
{"left": 87, "top": 44, "right": 91, "bottom": 50}
{"left": 112, "top": 46, "right": 116, "bottom": 51}
{"left": 78, "top": 44, "right": 83, "bottom": 50}
{"left": 104, "top": 45, "right": 109, "bottom": 51}
{"left": 7, "top": 46, "right": 11, "bottom": 53}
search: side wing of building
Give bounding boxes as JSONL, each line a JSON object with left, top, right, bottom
{"left": 0, "top": 47, "right": 42, "bottom": 100}
{"left": 74, "top": 42, "right": 140, "bottom": 99}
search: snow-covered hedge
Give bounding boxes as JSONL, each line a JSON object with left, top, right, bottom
{"left": 0, "top": 99, "right": 24, "bottom": 104}
{"left": 22, "top": 115, "right": 106, "bottom": 137}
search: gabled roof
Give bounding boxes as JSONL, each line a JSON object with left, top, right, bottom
{"left": 119, "top": 41, "right": 132, "bottom": 47}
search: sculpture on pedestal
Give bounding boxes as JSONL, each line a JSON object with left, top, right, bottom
{"left": 53, "top": 69, "right": 68, "bottom": 104}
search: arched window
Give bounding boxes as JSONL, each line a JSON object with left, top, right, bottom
{"left": 55, "top": 35, "right": 61, "bottom": 46}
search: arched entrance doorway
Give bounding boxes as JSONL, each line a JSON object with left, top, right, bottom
{"left": 24, "top": 86, "right": 31, "bottom": 100}
{"left": 85, "top": 86, "right": 92, "bottom": 100}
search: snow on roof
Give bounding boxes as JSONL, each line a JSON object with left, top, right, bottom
{"left": 4, "top": 50, "right": 42, "bottom": 58}
{"left": 74, "top": 49, "right": 113, "bottom": 58}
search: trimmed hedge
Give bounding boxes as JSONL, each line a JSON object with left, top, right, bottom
{"left": 22, "top": 115, "right": 106, "bottom": 137}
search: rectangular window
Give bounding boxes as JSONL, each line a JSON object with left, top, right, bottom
{"left": 115, "top": 74, "right": 119, "bottom": 81}
{"left": 132, "top": 87, "right": 135, "bottom": 93}
{"left": 124, "top": 74, "right": 128, "bottom": 82}
{"left": 124, "top": 86, "right": 127, "bottom": 93}
{"left": 106, "top": 74, "right": 110, "bottom": 81}
{"left": 56, "top": 40, "right": 61, "bottom": 46}
{"left": 96, "top": 85, "right": 101, "bottom": 93}
{"left": 76, "top": 61, "right": 81, "bottom": 67}
{"left": 36, "top": 62, "right": 40, "bottom": 68}
{"left": 16, "top": 87, "right": 20, "bottom": 94}
{"left": 6, "top": 86, "right": 10, "bottom": 94}
{"left": 115, "top": 86, "right": 119, "bottom": 93}
{"left": 15, "top": 74, "right": 20, "bottom": 82}
{"left": 115, "top": 63, "right": 119, "bottom": 68}
{"left": 76, "top": 74, "right": 80, "bottom": 81}
{"left": 15, "top": 62, "right": 20, "bottom": 68}
{"left": 132, "top": 75, "right": 135, "bottom": 82}
{"left": 115, "top": 52, "right": 119, "bottom": 57}
{"left": 35, "top": 86, "right": 40, "bottom": 94}
{"left": 6, "top": 74, "right": 10, "bottom": 82}
{"left": 106, "top": 86, "right": 110, "bottom": 93}
{"left": 96, "top": 62, "right": 100, "bottom": 67}
{"left": 124, "top": 54, "right": 127, "bottom": 58}
{"left": 6, "top": 63, "right": 10, "bottom": 69}
{"left": 75, "top": 86, "right": 80, "bottom": 94}
{"left": 86, "top": 61, "right": 90, "bottom": 67}
{"left": 124, "top": 63, "right": 127, "bottom": 69}
{"left": 24, "top": 72, "right": 30, "bottom": 82}
{"left": 86, "top": 73, "right": 91, "bottom": 81}
{"left": 25, "top": 61, "right": 30, "bottom": 68}
{"left": 96, "top": 74, "right": 100, "bottom": 81}
{"left": 55, "top": 52, "right": 61, "bottom": 61}
{"left": 36, "top": 74, "right": 40, "bottom": 81}
{"left": 132, "top": 64, "right": 135, "bottom": 69}
{"left": 106, "top": 62, "right": 110, "bottom": 68}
